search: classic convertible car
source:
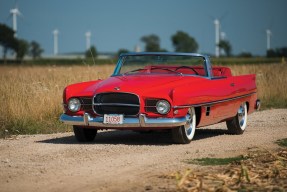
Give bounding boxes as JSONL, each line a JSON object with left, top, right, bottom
{"left": 60, "top": 52, "right": 260, "bottom": 144}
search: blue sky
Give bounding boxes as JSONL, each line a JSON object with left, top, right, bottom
{"left": 1, "top": 0, "right": 287, "bottom": 56}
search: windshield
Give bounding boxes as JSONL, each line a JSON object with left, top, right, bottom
{"left": 115, "top": 54, "right": 207, "bottom": 77}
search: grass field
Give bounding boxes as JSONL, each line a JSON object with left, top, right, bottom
{"left": 0, "top": 63, "right": 286, "bottom": 137}
{"left": 228, "top": 64, "right": 287, "bottom": 108}
{"left": 0, "top": 65, "right": 115, "bottom": 137}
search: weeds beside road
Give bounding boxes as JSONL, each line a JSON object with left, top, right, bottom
{"left": 172, "top": 140, "right": 287, "bottom": 191}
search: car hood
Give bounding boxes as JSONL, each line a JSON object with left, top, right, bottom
{"left": 77, "top": 75, "right": 203, "bottom": 98}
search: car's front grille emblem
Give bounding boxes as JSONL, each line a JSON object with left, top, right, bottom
{"left": 114, "top": 87, "right": 120, "bottom": 91}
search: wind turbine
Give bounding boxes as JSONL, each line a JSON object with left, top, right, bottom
{"left": 134, "top": 44, "right": 141, "bottom": 52}
{"left": 220, "top": 32, "right": 227, "bottom": 55}
{"left": 53, "top": 29, "right": 59, "bottom": 55}
{"left": 211, "top": 12, "right": 228, "bottom": 57}
{"left": 220, "top": 32, "right": 226, "bottom": 40}
{"left": 266, "top": 29, "right": 272, "bottom": 50}
{"left": 10, "top": 5, "right": 22, "bottom": 37}
{"left": 214, "top": 19, "right": 220, "bottom": 57}
{"left": 85, "top": 31, "right": 91, "bottom": 50}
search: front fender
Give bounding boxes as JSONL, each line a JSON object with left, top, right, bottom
{"left": 64, "top": 80, "right": 102, "bottom": 103}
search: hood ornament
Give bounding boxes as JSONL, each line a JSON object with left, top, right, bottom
{"left": 114, "top": 87, "right": 120, "bottom": 91}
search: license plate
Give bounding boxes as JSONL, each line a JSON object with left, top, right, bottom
{"left": 104, "top": 114, "right": 123, "bottom": 124}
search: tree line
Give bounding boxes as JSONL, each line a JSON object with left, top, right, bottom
{"left": 3, "top": 22, "right": 285, "bottom": 62}
{"left": 0, "top": 24, "right": 43, "bottom": 63}
{"left": 1, "top": 22, "right": 233, "bottom": 62}
{"left": 267, "top": 47, "right": 287, "bottom": 58}
{"left": 118, "top": 31, "right": 200, "bottom": 56}
{"left": 118, "top": 31, "right": 232, "bottom": 57}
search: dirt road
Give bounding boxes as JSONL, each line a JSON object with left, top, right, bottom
{"left": 1, "top": 109, "right": 287, "bottom": 192}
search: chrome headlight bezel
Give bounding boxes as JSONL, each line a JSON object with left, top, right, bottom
{"left": 156, "top": 100, "right": 171, "bottom": 115}
{"left": 68, "top": 98, "right": 81, "bottom": 112}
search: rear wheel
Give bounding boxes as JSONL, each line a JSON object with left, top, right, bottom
{"left": 226, "top": 102, "right": 248, "bottom": 134}
{"left": 172, "top": 107, "right": 196, "bottom": 144}
{"left": 73, "top": 126, "right": 97, "bottom": 142}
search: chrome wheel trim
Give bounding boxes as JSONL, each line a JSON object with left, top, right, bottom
{"left": 238, "top": 103, "right": 247, "bottom": 130}
{"left": 184, "top": 108, "right": 196, "bottom": 140}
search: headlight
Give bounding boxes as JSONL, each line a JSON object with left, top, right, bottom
{"left": 68, "top": 98, "right": 81, "bottom": 112}
{"left": 156, "top": 100, "right": 170, "bottom": 114}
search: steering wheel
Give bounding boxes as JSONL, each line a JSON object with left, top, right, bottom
{"left": 175, "top": 66, "right": 199, "bottom": 75}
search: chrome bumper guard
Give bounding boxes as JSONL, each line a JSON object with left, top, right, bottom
{"left": 60, "top": 113, "right": 187, "bottom": 128}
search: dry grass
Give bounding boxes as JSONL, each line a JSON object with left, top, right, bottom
{"left": 165, "top": 147, "right": 287, "bottom": 191}
{"left": 0, "top": 63, "right": 286, "bottom": 136}
{"left": 229, "top": 63, "right": 287, "bottom": 108}
{"left": 0, "top": 65, "right": 114, "bottom": 137}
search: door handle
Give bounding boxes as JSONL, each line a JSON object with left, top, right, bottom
{"left": 230, "top": 83, "right": 235, "bottom": 87}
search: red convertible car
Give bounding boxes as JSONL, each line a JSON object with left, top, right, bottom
{"left": 60, "top": 52, "right": 260, "bottom": 144}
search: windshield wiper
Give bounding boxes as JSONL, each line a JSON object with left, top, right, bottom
{"left": 122, "top": 68, "right": 147, "bottom": 76}
{"left": 150, "top": 66, "right": 183, "bottom": 76}
{"left": 175, "top": 66, "right": 199, "bottom": 75}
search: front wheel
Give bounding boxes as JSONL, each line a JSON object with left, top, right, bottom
{"left": 226, "top": 102, "right": 248, "bottom": 134}
{"left": 172, "top": 107, "right": 196, "bottom": 144}
{"left": 73, "top": 126, "right": 97, "bottom": 142}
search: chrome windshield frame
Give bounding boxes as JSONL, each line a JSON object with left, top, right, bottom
{"left": 112, "top": 52, "right": 213, "bottom": 78}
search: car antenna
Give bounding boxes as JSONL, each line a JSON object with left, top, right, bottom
{"left": 88, "top": 48, "right": 101, "bottom": 79}
{"left": 90, "top": 48, "right": 96, "bottom": 65}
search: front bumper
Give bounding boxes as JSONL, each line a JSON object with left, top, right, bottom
{"left": 60, "top": 113, "right": 187, "bottom": 128}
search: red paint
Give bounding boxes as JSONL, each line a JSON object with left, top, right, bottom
{"left": 62, "top": 66, "right": 258, "bottom": 129}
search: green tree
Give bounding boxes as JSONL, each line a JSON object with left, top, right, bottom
{"left": 117, "top": 48, "right": 129, "bottom": 58}
{"left": 29, "top": 41, "right": 43, "bottom": 59}
{"left": 0, "top": 24, "right": 18, "bottom": 62}
{"left": 171, "top": 31, "right": 198, "bottom": 52}
{"left": 85, "top": 46, "right": 97, "bottom": 58}
{"left": 141, "top": 34, "right": 161, "bottom": 52}
{"left": 159, "top": 48, "right": 168, "bottom": 52}
{"left": 267, "top": 47, "right": 287, "bottom": 57}
{"left": 238, "top": 52, "right": 252, "bottom": 58}
{"left": 16, "top": 39, "right": 29, "bottom": 61}
{"left": 218, "top": 40, "right": 232, "bottom": 57}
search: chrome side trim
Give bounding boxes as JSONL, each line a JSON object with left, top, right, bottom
{"left": 60, "top": 113, "right": 187, "bottom": 128}
{"left": 173, "top": 92, "right": 256, "bottom": 109}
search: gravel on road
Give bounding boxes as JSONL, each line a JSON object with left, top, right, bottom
{"left": 0, "top": 109, "right": 286, "bottom": 192}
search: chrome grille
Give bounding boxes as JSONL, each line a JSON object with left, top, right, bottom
{"left": 145, "top": 99, "right": 158, "bottom": 113}
{"left": 80, "top": 97, "right": 93, "bottom": 112}
{"left": 93, "top": 93, "right": 140, "bottom": 116}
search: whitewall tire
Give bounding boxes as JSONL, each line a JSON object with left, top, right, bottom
{"left": 226, "top": 102, "right": 248, "bottom": 134}
{"left": 172, "top": 107, "right": 196, "bottom": 144}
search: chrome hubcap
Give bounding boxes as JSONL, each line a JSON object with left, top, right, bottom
{"left": 238, "top": 104, "right": 246, "bottom": 127}
{"left": 185, "top": 109, "right": 193, "bottom": 136}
